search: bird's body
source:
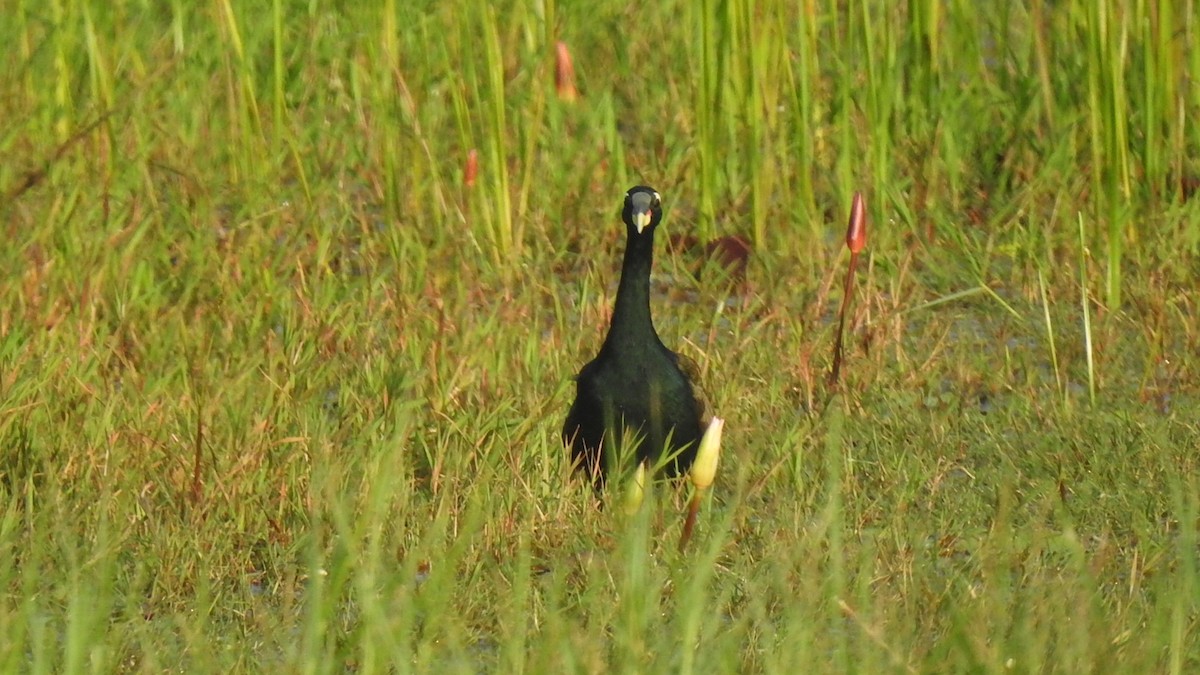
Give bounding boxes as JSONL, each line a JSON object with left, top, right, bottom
{"left": 563, "top": 187, "right": 704, "bottom": 485}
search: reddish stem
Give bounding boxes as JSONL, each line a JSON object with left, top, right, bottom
{"left": 829, "top": 192, "right": 867, "bottom": 389}
{"left": 678, "top": 492, "right": 702, "bottom": 551}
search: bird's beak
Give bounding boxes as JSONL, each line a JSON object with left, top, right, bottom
{"left": 632, "top": 209, "right": 653, "bottom": 234}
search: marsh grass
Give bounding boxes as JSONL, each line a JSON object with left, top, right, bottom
{"left": 2, "top": 0, "right": 1199, "bottom": 672}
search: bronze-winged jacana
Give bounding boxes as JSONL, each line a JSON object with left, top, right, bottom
{"left": 563, "top": 186, "right": 704, "bottom": 486}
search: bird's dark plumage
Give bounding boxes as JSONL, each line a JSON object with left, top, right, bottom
{"left": 563, "top": 186, "right": 704, "bottom": 485}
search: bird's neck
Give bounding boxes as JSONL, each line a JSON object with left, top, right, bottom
{"left": 603, "top": 230, "right": 660, "bottom": 356}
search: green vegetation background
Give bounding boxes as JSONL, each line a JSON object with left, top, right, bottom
{"left": 1, "top": 0, "right": 1197, "bottom": 672}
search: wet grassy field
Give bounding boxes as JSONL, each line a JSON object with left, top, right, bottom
{"left": 2, "top": 1, "right": 1198, "bottom": 672}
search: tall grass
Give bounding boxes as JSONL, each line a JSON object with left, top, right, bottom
{"left": 1, "top": 0, "right": 1198, "bottom": 672}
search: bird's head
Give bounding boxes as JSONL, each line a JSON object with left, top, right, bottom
{"left": 622, "top": 186, "right": 663, "bottom": 235}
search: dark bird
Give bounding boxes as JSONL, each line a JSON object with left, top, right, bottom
{"left": 563, "top": 186, "right": 704, "bottom": 486}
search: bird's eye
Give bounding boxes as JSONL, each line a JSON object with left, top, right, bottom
{"left": 652, "top": 192, "right": 661, "bottom": 207}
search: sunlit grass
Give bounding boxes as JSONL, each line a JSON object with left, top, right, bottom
{"left": 1, "top": 0, "right": 1198, "bottom": 672}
